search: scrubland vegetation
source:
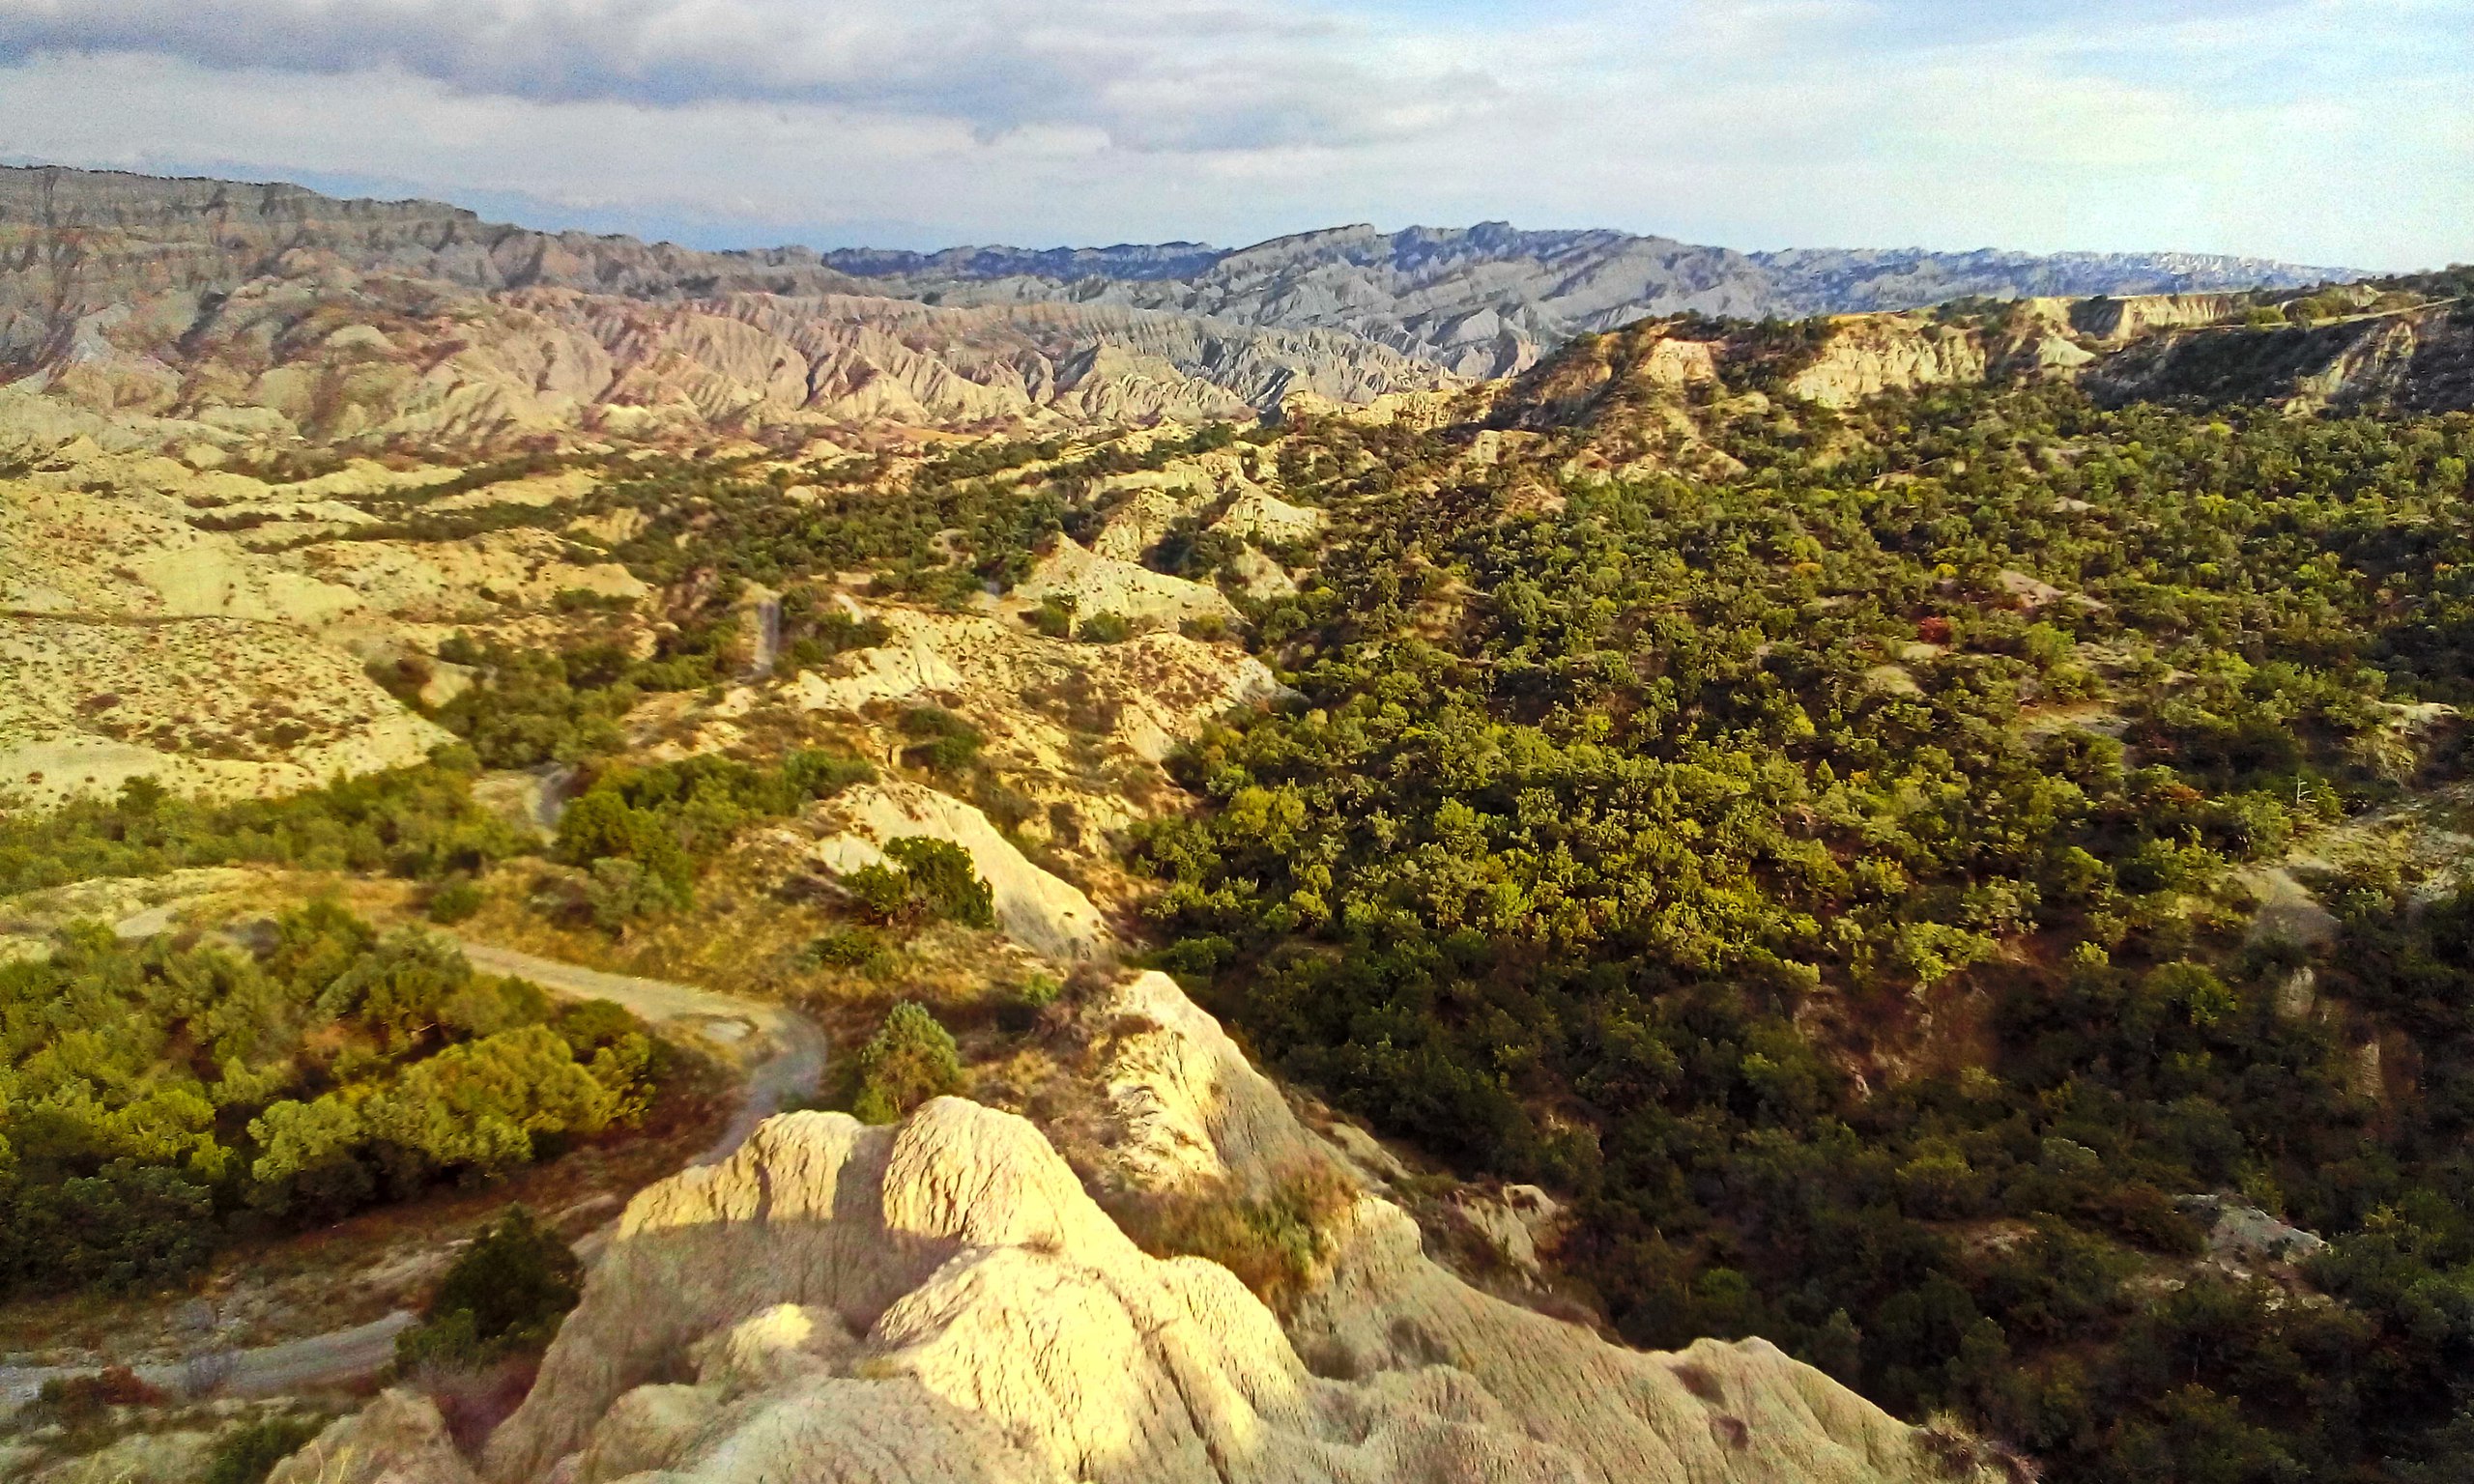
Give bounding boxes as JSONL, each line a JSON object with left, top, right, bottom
{"left": 1138, "top": 385, "right": 2474, "bottom": 1479}
{"left": 15, "top": 295, "right": 2474, "bottom": 1482}
{"left": 0, "top": 903, "right": 662, "bottom": 1298}
{"left": 0, "top": 761, "right": 522, "bottom": 896}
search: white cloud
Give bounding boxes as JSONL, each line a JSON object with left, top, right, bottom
{"left": 0, "top": 0, "right": 2462, "bottom": 268}
{"left": 0, "top": 0, "right": 1482, "bottom": 151}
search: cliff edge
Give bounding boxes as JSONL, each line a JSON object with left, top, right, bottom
{"left": 446, "top": 972, "right": 1983, "bottom": 1484}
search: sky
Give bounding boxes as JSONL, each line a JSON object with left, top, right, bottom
{"left": 0, "top": 0, "right": 2464, "bottom": 269}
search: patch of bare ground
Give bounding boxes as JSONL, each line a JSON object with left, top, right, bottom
{"left": 442, "top": 846, "right": 1065, "bottom": 1066}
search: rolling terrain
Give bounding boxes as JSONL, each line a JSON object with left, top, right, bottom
{"left": 5, "top": 164, "right": 2474, "bottom": 1484}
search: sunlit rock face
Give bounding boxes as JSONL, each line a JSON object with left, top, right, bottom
{"left": 473, "top": 976, "right": 1975, "bottom": 1484}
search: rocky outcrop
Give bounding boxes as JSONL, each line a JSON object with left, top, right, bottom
{"left": 1783, "top": 317, "right": 1990, "bottom": 408}
{"left": 480, "top": 1098, "right": 1961, "bottom": 1484}
{"left": 790, "top": 602, "right": 1283, "bottom": 766}
{"left": 1214, "top": 486, "right": 1326, "bottom": 547}
{"left": 2085, "top": 304, "right": 2474, "bottom": 414}
{"left": 1015, "top": 535, "right": 1238, "bottom": 628}
{"left": 451, "top": 972, "right": 1979, "bottom": 1484}
{"left": 487, "top": 1100, "right": 1579, "bottom": 1484}
{"left": 268, "top": 1389, "right": 478, "bottom": 1484}
{"left": 1495, "top": 296, "right": 2474, "bottom": 431}
{"left": 2067, "top": 293, "right": 2250, "bottom": 343}
{"left": 808, "top": 780, "right": 1113, "bottom": 961}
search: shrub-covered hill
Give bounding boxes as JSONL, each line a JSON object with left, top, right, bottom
{"left": 1137, "top": 378, "right": 2474, "bottom": 1480}
{"left": 0, "top": 903, "right": 662, "bottom": 1297}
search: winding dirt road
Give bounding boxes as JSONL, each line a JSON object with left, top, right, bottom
{"left": 451, "top": 939, "right": 827, "bottom": 1165}
{"left": 0, "top": 937, "right": 824, "bottom": 1413}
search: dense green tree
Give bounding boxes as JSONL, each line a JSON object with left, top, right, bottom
{"left": 394, "top": 1205, "right": 583, "bottom": 1369}
{"left": 1135, "top": 381, "right": 2474, "bottom": 1478}
{"left": 0, "top": 909, "right": 660, "bottom": 1298}
{"left": 849, "top": 1002, "right": 964, "bottom": 1125}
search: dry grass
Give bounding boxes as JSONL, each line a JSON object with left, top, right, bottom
{"left": 1104, "top": 1158, "right": 1359, "bottom": 1315}
{"left": 446, "top": 846, "right": 1058, "bottom": 1059}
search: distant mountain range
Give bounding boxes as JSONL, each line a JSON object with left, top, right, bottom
{"left": 821, "top": 222, "right": 2349, "bottom": 376}
{"left": 0, "top": 165, "right": 2370, "bottom": 447}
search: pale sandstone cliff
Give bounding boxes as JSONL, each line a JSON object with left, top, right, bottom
{"left": 805, "top": 780, "right": 1114, "bottom": 962}
{"left": 1783, "top": 318, "right": 1991, "bottom": 408}
{"left": 2067, "top": 293, "right": 2251, "bottom": 343}
{"left": 461, "top": 973, "right": 1980, "bottom": 1484}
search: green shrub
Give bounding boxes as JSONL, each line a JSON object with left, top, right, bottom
{"left": 849, "top": 1002, "right": 964, "bottom": 1125}
{"left": 395, "top": 1206, "right": 581, "bottom": 1371}
{"left": 840, "top": 865, "right": 915, "bottom": 925}
{"left": 805, "top": 926, "right": 886, "bottom": 968}
{"left": 425, "top": 877, "right": 484, "bottom": 925}
{"left": 1077, "top": 611, "right": 1134, "bottom": 644}
{"left": 205, "top": 1415, "right": 326, "bottom": 1484}
{"left": 834, "top": 840, "right": 994, "bottom": 930}
{"left": 582, "top": 858, "right": 677, "bottom": 931}
{"left": 996, "top": 974, "right": 1062, "bottom": 1034}
{"left": 884, "top": 837, "right": 996, "bottom": 928}
{"left": 1028, "top": 595, "right": 1078, "bottom": 639}
{"left": 897, "top": 707, "right": 984, "bottom": 773}
{"left": 550, "top": 587, "right": 635, "bottom": 614}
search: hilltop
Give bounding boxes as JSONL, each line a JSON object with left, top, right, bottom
{"left": 0, "top": 166, "right": 2356, "bottom": 455}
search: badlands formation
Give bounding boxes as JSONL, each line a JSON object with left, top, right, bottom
{"left": 0, "top": 443, "right": 645, "bottom": 805}
{"left": 0, "top": 166, "right": 2403, "bottom": 461}
{"left": 279, "top": 973, "right": 1984, "bottom": 1484}
{"left": 6, "top": 164, "right": 2466, "bottom": 1484}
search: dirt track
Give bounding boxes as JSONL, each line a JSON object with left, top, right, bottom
{"left": 0, "top": 939, "right": 825, "bottom": 1413}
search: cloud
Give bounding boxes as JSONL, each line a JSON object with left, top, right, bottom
{"left": 0, "top": 0, "right": 1495, "bottom": 151}
{"left": 0, "top": 0, "right": 2463, "bottom": 268}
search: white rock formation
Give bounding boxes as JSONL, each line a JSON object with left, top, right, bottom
{"left": 1225, "top": 545, "right": 1299, "bottom": 598}
{"left": 458, "top": 974, "right": 1973, "bottom": 1484}
{"left": 484, "top": 1101, "right": 1571, "bottom": 1484}
{"left": 1213, "top": 486, "right": 1326, "bottom": 547}
{"left": 809, "top": 780, "right": 1113, "bottom": 962}
{"left": 1087, "top": 486, "right": 1195, "bottom": 561}
{"left": 1015, "top": 535, "right": 1237, "bottom": 628}
{"left": 789, "top": 638, "right": 967, "bottom": 714}
{"left": 1785, "top": 318, "right": 1990, "bottom": 409}
{"left": 786, "top": 603, "right": 1283, "bottom": 766}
